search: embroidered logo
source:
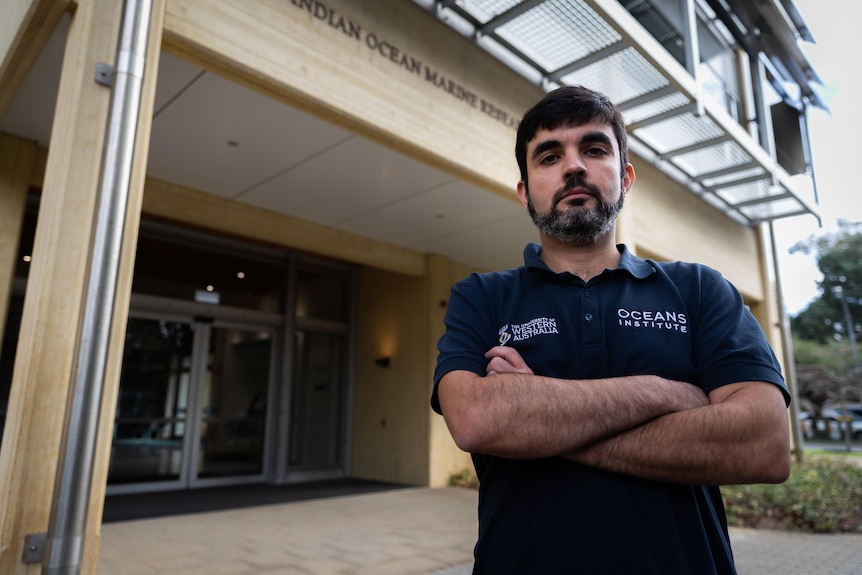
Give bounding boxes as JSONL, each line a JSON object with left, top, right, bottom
{"left": 617, "top": 308, "right": 687, "bottom": 333}
{"left": 498, "top": 317, "right": 559, "bottom": 345}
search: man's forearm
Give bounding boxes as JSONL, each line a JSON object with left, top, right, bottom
{"left": 437, "top": 370, "right": 708, "bottom": 459}
{"left": 564, "top": 381, "right": 791, "bottom": 485}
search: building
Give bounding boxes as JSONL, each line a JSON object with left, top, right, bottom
{"left": 0, "top": 0, "right": 822, "bottom": 572}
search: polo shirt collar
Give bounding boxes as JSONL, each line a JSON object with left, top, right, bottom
{"left": 523, "top": 242, "right": 655, "bottom": 280}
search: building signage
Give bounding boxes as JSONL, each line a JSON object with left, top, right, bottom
{"left": 290, "top": 0, "right": 520, "bottom": 129}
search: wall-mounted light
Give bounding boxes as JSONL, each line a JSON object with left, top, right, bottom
{"left": 374, "top": 357, "right": 391, "bottom": 368}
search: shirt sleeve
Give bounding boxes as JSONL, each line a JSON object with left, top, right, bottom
{"left": 431, "top": 274, "right": 497, "bottom": 414}
{"left": 691, "top": 268, "right": 790, "bottom": 405}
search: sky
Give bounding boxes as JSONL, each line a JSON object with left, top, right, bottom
{"left": 770, "top": 1, "right": 862, "bottom": 315}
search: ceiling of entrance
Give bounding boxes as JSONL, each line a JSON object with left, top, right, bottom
{"left": 0, "top": 15, "right": 539, "bottom": 273}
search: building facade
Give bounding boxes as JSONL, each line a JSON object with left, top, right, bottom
{"left": 0, "top": 0, "right": 822, "bottom": 572}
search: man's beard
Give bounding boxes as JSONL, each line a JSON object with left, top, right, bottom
{"left": 526, "top": 176, "right": 625, "bottom": 245}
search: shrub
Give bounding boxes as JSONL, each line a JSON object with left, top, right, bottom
{"left": 449, "top": 468, "right": 479, "bottom": 489}
{"left": 722, "top": 456, "right": 862, "bottom": 533}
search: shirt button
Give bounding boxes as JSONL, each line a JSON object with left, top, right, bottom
{"left": 584, "top": 313, "right": 593, "bottom": 321}
{"left": 584, "top": 290, "right": 592, "bottom": 297}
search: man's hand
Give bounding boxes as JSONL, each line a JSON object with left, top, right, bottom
{"left": 485, "top": 345, "right": 534, "bottom": 376}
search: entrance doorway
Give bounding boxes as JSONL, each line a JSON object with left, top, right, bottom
{"left": 103, "top": 220, "right": 356, "bottom": 493}
{"left": 107, "top": 311, "right": 277, "bottom": 492}
{"left": 1, "top": 209, "right": 357, "bottom": 496}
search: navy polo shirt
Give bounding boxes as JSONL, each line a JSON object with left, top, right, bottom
{"left": 432, "top": 243, "right": 788, "bottom": 575}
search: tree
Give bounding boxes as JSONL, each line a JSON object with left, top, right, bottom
{"left": 791, "top": 297, "right": 840, "bottom": 343}
{"left": 789, "top": 220, "right": 862, "bottom": 410}
{"left": 793, "top": 339, "right": 857, "bottom": 415}
{"left": 790, "top": 220, "right": 862, "bottom": 345}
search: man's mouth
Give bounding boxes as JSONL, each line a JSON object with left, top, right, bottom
{"left": 562, "top": 189, "right": 591, "bottom": 201}
{"left": 554, "top": 177, "right": 599, "bottom": 206}
{"left": 555, "top": 187, "right": 594, "bottom": 207}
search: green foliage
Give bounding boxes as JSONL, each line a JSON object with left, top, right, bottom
{"left": 448, "top": 468, "right": 479, "bottom": 489}
{"left": 790, "top": 221, "right": 862, "bottom": 343}
{"left": 794, "top": 338, "right": 848, "bottom": 369}
{"left": 817, "top": 233, "right": 862, "bottom": 301}
{"left": 791, "top": 298, "right": 842, "bottom": 343}
{"left": 792, "top": 339, "right": 859, "bottom": 412}
{"left": 789, "top": 223, "right": 862, "bottom": 409}
{"left": 723, "top": 456, "right": 862, "bottom": 533}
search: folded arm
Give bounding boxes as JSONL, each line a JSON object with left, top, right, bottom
{"left": 439, "top": 345, "right": 790, "bottom": 485}
{"left": 437, "top": 346, "right": 708, "bottom": 459}
{"left": 564, "top": 380, "right": 791, "bottom": 485}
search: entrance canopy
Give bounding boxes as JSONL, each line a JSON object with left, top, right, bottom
{"left": 413, "top": 0, "right": 824, "bottom": 226}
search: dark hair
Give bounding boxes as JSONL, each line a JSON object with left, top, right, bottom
{"left": 515, "top": 85, "right": 628, "bottom": 183}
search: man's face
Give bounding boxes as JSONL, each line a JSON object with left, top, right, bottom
{"left": 516, "top": 121, "right": 634, "bottom": 245}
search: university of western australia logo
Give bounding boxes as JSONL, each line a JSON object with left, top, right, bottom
{"left": 498, "top": 325, "right": 512, "bottom": 345}
{"left": 497, "top": 317, "right": 558, "bottom": 345}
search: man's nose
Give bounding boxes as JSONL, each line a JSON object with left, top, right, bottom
{"left": 562, "top": 153, "right": 586, "bottom": 179}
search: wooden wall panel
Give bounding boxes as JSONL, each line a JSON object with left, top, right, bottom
{"left": 353, "top": 266, "right": 429, "bottom": 485}
{"left": 0, "top": 1, "right": 123, "bottom": 572}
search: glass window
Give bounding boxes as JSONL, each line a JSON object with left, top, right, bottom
{"left": 697, "top": 15, "right": 742, "bottom": 122}
{"left": 289, "top": 331, "right": 346, "bottom": 468}
{"left": 623, "top": 0, "right": 687, "bottom": 67}
{"left": 132, "top": 223, "right": 286, "bottom": 313}
{"left": 295, "top": 266, "right": 350, "bottom": 322}
{"left": 623, "top": 0, "right": 744, "bottom": 124}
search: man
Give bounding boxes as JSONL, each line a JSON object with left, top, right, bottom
{"left": 431, "top": 85, "right": 791, "bottom": 574}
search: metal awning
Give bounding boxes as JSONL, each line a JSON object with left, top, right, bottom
{"left": 412, "top": 0, "right": 822, "bottom": 226}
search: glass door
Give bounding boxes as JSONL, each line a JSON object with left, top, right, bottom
{"left": 108, "top": 317, "right": 194, "bottom": 487}
{"left": 108, "top": 315, "right": 275, "bottom": 492}
{"left": 191, "top": 324, "right": 273, "bottom": 482}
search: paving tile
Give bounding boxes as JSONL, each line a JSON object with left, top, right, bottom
{"left": 98, "top": 488, "right": 862, "bottom": 575}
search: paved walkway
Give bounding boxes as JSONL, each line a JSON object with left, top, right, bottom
{"left": 98, "top": 487, "right": 862, "bottom": 574}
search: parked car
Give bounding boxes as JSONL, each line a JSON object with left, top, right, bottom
{"left": 800, "top": 408, "right": 862, "bottom": 441}
{"left": 844, "top": 404, "right": 862, "bottom": 419}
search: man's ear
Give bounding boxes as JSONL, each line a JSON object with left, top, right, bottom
{"left": 622, "top": 163, "right": 635, "bottom": 197}
{"left": 516, "top": 180, "right": 530, "bottom": 208}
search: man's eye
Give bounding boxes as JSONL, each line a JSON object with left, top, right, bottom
{"left": 539, "top": 154, "right": 559, "bottom": 164}
{"left": 585, "top": 147, "right": 607, "bottom": 156}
